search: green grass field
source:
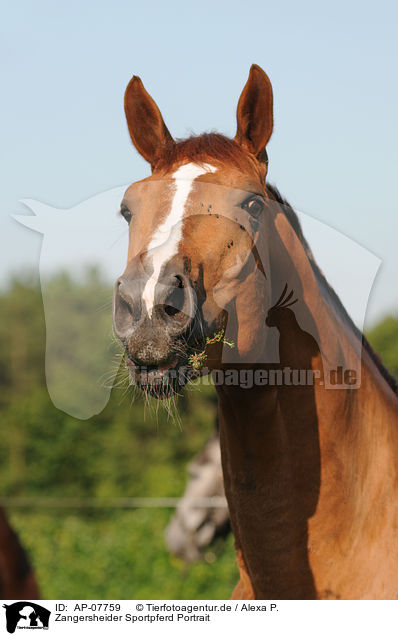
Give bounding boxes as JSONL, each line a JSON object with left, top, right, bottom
{"left": 10, "top": 509, "right": 237, "bottom": 599}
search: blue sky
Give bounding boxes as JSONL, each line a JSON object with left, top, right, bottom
{"left": 1, "top": 0, "right": 397, "bottom": 327}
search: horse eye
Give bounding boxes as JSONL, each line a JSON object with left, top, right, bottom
{"left": 242, "top": 195, "right": 265, "bottom": 217}
{"left": 120, "top": 205, "right": 133, "bottom": 223}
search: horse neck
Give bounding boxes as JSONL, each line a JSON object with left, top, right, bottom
{"left": 215, "top": 207, "right": 398, "bottom": 599}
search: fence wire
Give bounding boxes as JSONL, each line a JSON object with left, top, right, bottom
{"left": 0, "top": 496, "right": 228, "bottom": 509}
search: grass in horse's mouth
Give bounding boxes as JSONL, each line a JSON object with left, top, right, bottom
{"left": 124, "top": 329, "right": 235, "bottom": 399}
{"left": 188, "top": 329, "right": 235, "bottom": 370}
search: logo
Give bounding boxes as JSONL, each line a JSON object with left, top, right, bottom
{"left": 2, "top": 602, "right": 50, "bottom": 633}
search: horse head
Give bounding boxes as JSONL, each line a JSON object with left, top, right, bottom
{"left": 113, "top": 65, "right": 275, "bottom": 397}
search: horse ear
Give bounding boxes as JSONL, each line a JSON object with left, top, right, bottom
{"left": 235, "top": 64, "right": 273, "bottom": 162}
{"left": 124, "top": 76, "right": 174, "bottom": 168}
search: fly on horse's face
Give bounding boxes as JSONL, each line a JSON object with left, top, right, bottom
{"left": 113, "top": 65, "right": 273, "bottom": 397}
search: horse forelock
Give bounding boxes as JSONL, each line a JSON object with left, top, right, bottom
{"left": 153, "top": 133, "right": 264, "bottom": 180}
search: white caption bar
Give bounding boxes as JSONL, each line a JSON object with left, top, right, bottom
{"left": 1, "top": 599, "right": 395, "bottom": 635}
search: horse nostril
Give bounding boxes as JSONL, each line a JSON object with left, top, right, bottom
{"left": 116, "top": 286, "right": 134, "bottom": 319}
{"left": 160, "top": 275, "right": 187, "bottom": 318}
{"left": 164, "top": 284, "right": 185, "bottom": 316}
{"left": 164, "top": 304, "right": 180, "bottom": 317}
{"left": 113, "top": 277, "right": 139, "bottom": 337}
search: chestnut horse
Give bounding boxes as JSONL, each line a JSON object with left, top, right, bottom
{"left": 113, "top": 65, "right": 398, "bottom": 599}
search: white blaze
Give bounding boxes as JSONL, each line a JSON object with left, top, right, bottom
{"left": 142, "top": 162, "right": 216, "bottom": 316}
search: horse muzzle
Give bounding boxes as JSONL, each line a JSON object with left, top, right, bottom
{"left": 113, "top": 260, "right": 199, "bottom": 394}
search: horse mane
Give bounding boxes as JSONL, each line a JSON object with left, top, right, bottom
{"left": 267, "top": 183, "right": 398, "bottom": 396}
{"left": 156, "top": 132, "right": 397, "bottom": 395}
